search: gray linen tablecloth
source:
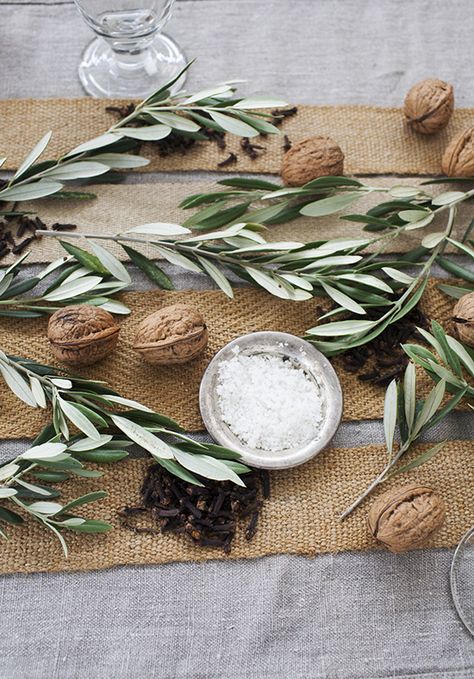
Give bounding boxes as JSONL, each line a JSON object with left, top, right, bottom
{"left": 1, "top": 1, "right": 473, "bottom": 677}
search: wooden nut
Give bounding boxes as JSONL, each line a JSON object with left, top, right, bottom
{"left": 280, "top": 136, "right": 344, "bottom": 186}
{"left": 367, "top": 483, "right": 445, "bottom": 553}
{"left": 48, "top": 305, "right": 120, "bottom": 366}
{"left": 404, "top": 79, "right": 454, "bottom": 135}
{"left": 133, "top": 304, "right": 208, "bottom": 365}
{"left": 441, "top": 127, "right": 474, "bottom": 177}
{"left": 453, "top": 292, "right": 474, "bottom": 347}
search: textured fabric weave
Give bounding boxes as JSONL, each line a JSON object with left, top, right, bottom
{"left": 2, "top": 99, "right": 474, "bottom": 175}
{"left": 0, "top": 280, "right": 465, "bottom": 437}
{"left": 0, "top": 440, "right": 472, "bottom": 576}
{"left": 2, "top": 177, "right": 473, "bottom": 265}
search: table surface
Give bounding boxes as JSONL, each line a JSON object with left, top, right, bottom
{"left": 1, "top": 1, "right": 474, "bottom": 677}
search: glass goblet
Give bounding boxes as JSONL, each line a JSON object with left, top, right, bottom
{"left": 74, "top": 0, "right": 186, "bottom": 98}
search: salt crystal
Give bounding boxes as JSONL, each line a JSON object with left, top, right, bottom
{"left": 215, "top": 350, "right": 325, "bottom": 452}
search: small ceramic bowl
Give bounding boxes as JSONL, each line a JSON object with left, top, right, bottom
{"left": 199, "top": 331, "right": 343, "bottom": 470}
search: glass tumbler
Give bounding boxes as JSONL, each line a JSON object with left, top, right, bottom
{"left": 74, "top": 0, "right": 186, "bottom": 98}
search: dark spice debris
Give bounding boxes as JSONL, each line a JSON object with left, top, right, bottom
{"left": 337, "top": 299, "right": 430, "bottom": 386}
{"left": 118, "top": 463, "right": 270, "bottom": 553}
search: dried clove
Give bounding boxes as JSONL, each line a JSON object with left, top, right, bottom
{"left": 202, "top": 128, "right": 226, "bottom": 150}
{"left": 51, "top": 223, "right": 78, "bottom": 232}
{"left": 12, "top": 236, "right": 35, "bottom": 254}
{"left": 337, "top": 296, "right": 429, "bottom": 385}
{"left": 240, "top": 137, "right": 266, "bottom": 160}
{"left": 283, "top": 134, "right": 292, "bottom": 152}
{"left": 217, "top": 152, "right": 238, "bottom": 168}
{"left": 271, "top": 106, "right": 298, "bottom": 126}
{"left": 119, "top": 463, "right": 270, "bottom": 552}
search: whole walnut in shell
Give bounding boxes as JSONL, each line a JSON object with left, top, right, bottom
{"left": 367, "top": 484, "right": 445, "bottom": 553}
{"left": 48, "top": 305, "right": 120, "bottom": 366}
{"left": 441, "top": 126, "right": 474, "bottom": 177}
{"left": 133, "top": 304, "right": 208, "bottom": 365}
{"left": 404, "top": 78, "right": 454, "bottom": 135}
{"left": 453, "top": 292, "right": 474, "bottom": 347}
{"left": 281, "top": 136, "right": 344, "bottom": 186}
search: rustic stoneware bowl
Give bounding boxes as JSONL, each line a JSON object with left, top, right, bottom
{"left": 199, "top": 331, "right": 343, "bottom": 470}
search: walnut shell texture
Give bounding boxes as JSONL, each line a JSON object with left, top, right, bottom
{"left": 48, "top": 305, "right": 120, "bottom": 366}
{"left": 281, "top": 136, "right": 344, "bottom": 186}
{"left": 441, "top": 126, "right": 474, "bottom": 177}
{"left": 133, "top": 304, "right": 208, "bottom": 365}
{"left": 404, "top": 78, "right": 454, "bottom": 135}
{"left": 367, "top": 484, "right": 445, "bottom": 553}
{"left": 453, "top": 292, "right": 474, "bottom": 347}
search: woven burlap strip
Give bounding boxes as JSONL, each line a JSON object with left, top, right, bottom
{"left": 3, "top": 178, "right": 473, "bottom": 266}
{"left": 0, "top": 280, "right": 462, "bottom": 438}
{"left": 2, "top": 99, "right": 474, "bottom": 174}
{"left": 1, "top": 439, "right": 471, "bottom": 576}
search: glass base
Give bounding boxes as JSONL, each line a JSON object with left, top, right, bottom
{"left": 78, "top": 33, "right": 187, "bottom": 98}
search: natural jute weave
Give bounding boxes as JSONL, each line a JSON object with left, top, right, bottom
{"left": 0, "top": 280, "right": 463, "bottom": 438}
{"left": 1, "top": 99, "right": 474, "bottom": 174}
{"left": 1, "top": 440, "right": 471, "bottom": 575}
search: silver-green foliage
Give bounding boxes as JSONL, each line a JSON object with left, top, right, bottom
{"left": 0, "top": 242, "right": 132, "bottom": 317}
{"left": 0, "top": 62, "right": 286, "bottom": 208}
{"left": 0, "top": 353, "right": 249, "bottom": 493}
{"left": 341, "top": 322, "right": 473, "bottom": 518}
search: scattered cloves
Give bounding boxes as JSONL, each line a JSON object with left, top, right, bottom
{"left": 217, "top": 152, "right": 238, "bottom": 168}
{"left": 119, "top": 463, "right": 270, "bottom": 552}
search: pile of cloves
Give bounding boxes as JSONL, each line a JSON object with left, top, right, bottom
{"left": 337, "top": 300, "right": 430, "bottom": 386}
{"left": 118, "top": 463, "right": 270, "bottom": 553}
{"left": 0, "top": 213, "right": 77, "bottom": 260}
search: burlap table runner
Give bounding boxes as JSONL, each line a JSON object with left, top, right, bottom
{"left": 0, "top": 280, "right": 462, "bottom": 437}
{"left": 1, "top": 99, "right": 472, "bottom": 574}
{"left": 1, "top": 100, "right": 474, "bottom": 175}
{"left": 4, "top": 178, "right": 473, "bottom": 266}
{"left": 1, "top": 440, "right": 471, "bottom": 576}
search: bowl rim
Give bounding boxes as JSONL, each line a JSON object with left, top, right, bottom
{"left": 199, "top": 331, "right": 343, "bottom": 470}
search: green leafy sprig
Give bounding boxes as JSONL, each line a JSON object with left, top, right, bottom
{"left": 34, "top": 181, "right": 474, "bottom": 356}
{"left": 0, "top": 352, "right": 249, "bottom": 490}
{"left": 0, "top": 244, "right": 133, "bottom": 318}
{"left": 0, "top": 433, "right": 126, "bottom": 556}
{"left": 0, "top": 62, "right": 286, "bottom": 209}
{"left": 341, "top": 322, "right": 473, "bottom": 518}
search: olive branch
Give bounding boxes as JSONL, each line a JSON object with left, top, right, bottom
{"left": 0, "top": 352, "right": 250, "bottom": 554}
{"left": 341, "top": 322, "right": 474, "bottom": 518}
{"left": 33, "top": 179, "right": 474, "bottom": 356}
{"left": 0, "top": 61, "right": 286, "bottom": 210}
{"left": 0, "top": 434, "right": 118, "bottom": 557}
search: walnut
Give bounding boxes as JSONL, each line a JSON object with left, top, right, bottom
{"left": 404, "top": 79, "right": 454, "bottom": 135}
{"left": 367, "top": 484, "right": 445, "bottom": 553}
{"left": 133, "top": 304, "right": 208, "bottom": 365}
{"left": 48, "top": 305, "right": 120, "bottom": 366}
{"left": 452, "top": 292, "right": 474, "bottom": 347}
{"left": 441, "top": 127, "right": 474, "bottom": 177}
{"left": 280, "top": 136, "right": 344, "bottom": 186}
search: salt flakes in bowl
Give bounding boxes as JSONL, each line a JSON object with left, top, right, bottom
{"left": 199, "top": 332, "right": 343, "bottom": 470}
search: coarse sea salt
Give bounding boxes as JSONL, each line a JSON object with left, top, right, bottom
{"left": 215, "top": 348, "right": 324, "bottom": 452}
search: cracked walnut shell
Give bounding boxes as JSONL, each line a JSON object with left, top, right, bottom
{"left": 281, "top": 136, "right": 344, "bottom": 186}
{"left": 453, "top": 292, "right": 474, "bottom": 347}
{"left": 48, "top": 305, "right": 120, "bottom": 366}
{"left": 133, "top": 304, "right": 208, "bottom": 365}
{"left": 404, "top": 79, "right": 454, "bottom": 135}
{"left": 367, "top": 484, "right": 445, "bottom": 553}
{"left": 441, "top": 127, "right": 474, "bottom": 177}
